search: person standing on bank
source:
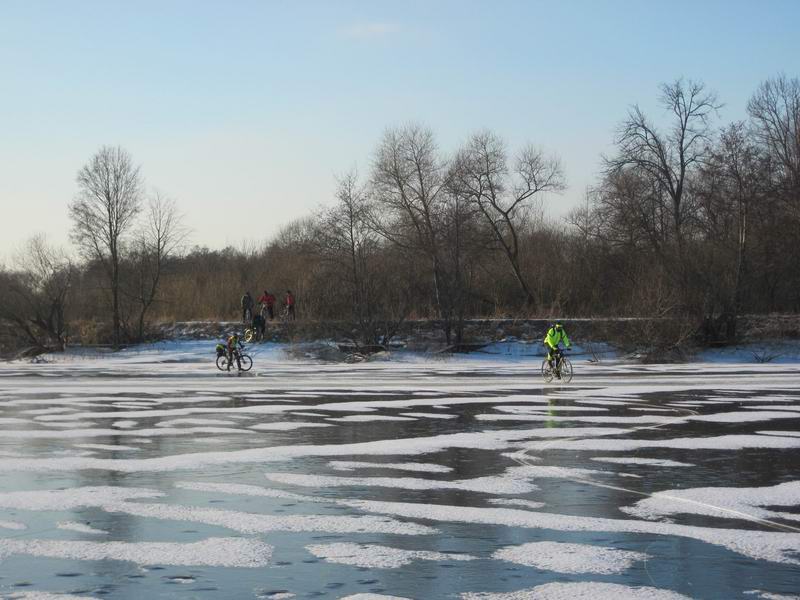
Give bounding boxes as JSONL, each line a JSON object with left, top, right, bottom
{"left": 259, "top": 289, "right": 276, "bottom": 320}
{"left": 241, "top": 291, "right": 254, "bottom": 324}
{"left": 285, "top": 290, "right": 296, "bottom": 320}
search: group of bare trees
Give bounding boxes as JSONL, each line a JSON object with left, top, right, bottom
{"left": 2, "top": 74, "right": 798, "bottom": 353}
{"left": 1, "top": 146, "right": 187, "bottom": 351}
{"left": 581, "top": 75, "right": 800, "bottom": 343}
{"left": 320, "top": 125, "right": 565, "bottom": 344}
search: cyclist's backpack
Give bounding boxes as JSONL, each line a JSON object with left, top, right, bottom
{"left": 215, "top": 343, "right": 225, "bottom": 357}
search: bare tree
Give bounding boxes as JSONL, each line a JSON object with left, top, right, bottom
{"left": 316, "top": 172, "right": 374, "bottom": 339}
{"left": 70, "top": 146, "right": 143, "bottom": 346}
{"left": 0, "top": 235, "right": 73, "bottom": 350}
{"left": 747, "top": 74, "right": 800, "bottom": 211}
{"left": 696, "top": 122, "right": 771, "bottom": 337}
{"left": 606, "top": 79, "right": 720, "bottom": 245}
{"left": 127, "top": 193, "right": 189, "bottom": 341}
{"left": 452, "top": 131, "right": 565, "bottom": 308}
{"left": 370, "top": 124, "right": 460, "bottom": 341}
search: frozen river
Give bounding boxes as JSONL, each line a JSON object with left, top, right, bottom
{"left": 0, "top": 342, "right": 798, "bottom": 599}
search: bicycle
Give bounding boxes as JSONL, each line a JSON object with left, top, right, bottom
{"left": 216, "top": 347, "right": 253, "bottom": 372}
{"left": 541, "top": 348, "right": 573, "bottom": 383}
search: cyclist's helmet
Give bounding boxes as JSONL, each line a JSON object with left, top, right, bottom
{"left": 554, "top": 321, "right": 563, "bottom": 330}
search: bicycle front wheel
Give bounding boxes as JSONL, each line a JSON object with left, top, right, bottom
{"left": 541, "top": 360, "right": 554, "bottom": 383}
{"left": 560, "top": 357, "right": 573, "bottom": 383}
{"left": 215, "top": 355, "right": 228, "bottom": 371}
{"left": 239, "top": 354, "right": 253, "bottom": 372}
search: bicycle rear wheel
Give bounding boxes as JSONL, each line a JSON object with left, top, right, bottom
{"left": 239, "top": 354, "right": 253, "bottom": 372}
{"left": 541, "top": 360, "right": 554, "bottom": 383}
{"left": 215, "top": 355, "right": 228, "bottom": 371}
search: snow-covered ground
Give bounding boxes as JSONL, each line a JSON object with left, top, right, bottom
{"left": 0, "top": 341, "right": 798, "bottom": 599}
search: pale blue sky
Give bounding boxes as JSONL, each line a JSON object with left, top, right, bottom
{"left": 1, "top": 0, "right": 798, "bottom": 260}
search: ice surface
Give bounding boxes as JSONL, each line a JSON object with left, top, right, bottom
{"left": 306, "top": 542, "right": 475, "bottom": 568}
{"left": 55, "top": 521, "right": 108, "bottom": 534}
{"left": 0, "top": 427, "right": 624, "bottom": 472}
{"left": 493, "top": 541, "right": 649, "bottom": 574}
{"left": 340, "top": 499, "right": 800, "bottom": 565}
{"left": 1, "top": 340, "right": 799, "bottom": 598}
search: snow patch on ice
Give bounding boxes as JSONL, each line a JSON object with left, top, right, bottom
{"left": 4, "top": 592, "right": 99, "bottom": 600}
{"left": 621, "top": 480, "right": 800, "bottom": 524}
{"left": 487, "top": 499, "right": 545, "bottom": 510}
{"left": 0, "top": 536, "right": 273, "bottom": 567}
{"left": 493, "top": 541, "right": 649, "bottom": 574}
{"left": 325, "top": 415, "right": 416, "bottom": 422}
{"left": 328, "top": 461, "right": 452, "bottom": 473}
{"left": 74, "top": 443, "right": 140, "bottom": 452}
{"left": 688, "top": 410, "right": 800, "bottom": 423}
{"left": 590, "top": 457, "right": 695, "bottom": 468}
{"left": 523, "top": 434, "right": 800, "bottom": 452}
{"left": 250, "top": 422, "right": 334, "bottom": 431}
{"left": 156, "top": 418, "right": 237, "bottom": 427}
{"left": 0, "top": 486, "right": 164, "bottom": 510}
{"left": 461, "top": 582, "right": 691, "bottom": 599}
{"left": 306, "top": 542, "right": 475, "bottom": 568}
{"left": 339, "top": 595, "right": 411, "bottom": 600}
{"left": 174, "top": 481, "right": 319, "bottom": 502}
{"left": 265, "top": 471, "right": 538, "bottom": 495}
{"left": 399, "top": 412, "right": 457, "bottom": 419}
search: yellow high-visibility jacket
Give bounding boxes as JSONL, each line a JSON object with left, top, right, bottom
{"left": 543, "top": 326, "right": 571, "bottom": 350}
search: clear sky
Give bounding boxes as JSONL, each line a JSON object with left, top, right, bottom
{"left": 1, "top": 0, "right": 798, "bottom": 261}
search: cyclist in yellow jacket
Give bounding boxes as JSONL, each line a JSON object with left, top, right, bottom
{"left": 543, "top": 321, "right": 571, "bottom": 373}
